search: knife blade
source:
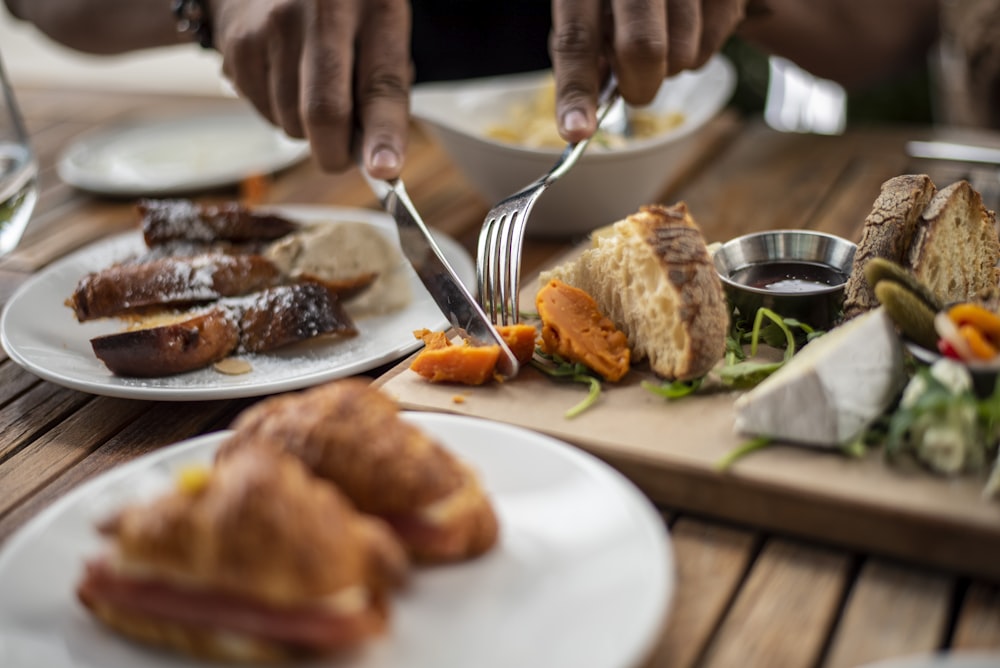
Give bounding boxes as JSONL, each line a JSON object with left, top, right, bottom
{"left": 906, "top": 140, "right": 1000, "bottom": 166}
{"left": 361, "top": 170, "right": 520, "bottom": 378}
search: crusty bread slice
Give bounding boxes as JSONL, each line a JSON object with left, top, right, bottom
{"left": 539, "top": 203, "right": 728, "bottom": 380}
{"left": 908, "top": 180, "right": 1000, "bottom": 305}
{"left": 842, "top": 174, "right": 937, "bottom": 319}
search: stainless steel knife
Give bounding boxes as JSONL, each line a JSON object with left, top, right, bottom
{"left": 361, "top": 170, "right": 520, "bottom": 378}
{"left": 906, "top": 140, "right": 1000, "bottom": 166}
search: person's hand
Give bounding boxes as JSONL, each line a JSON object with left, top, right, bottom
{"left": 208, "top": 0, "right": 412, "bottom": 179}
{"left": 550, "top": 0, "right": 747, "bottom": 142}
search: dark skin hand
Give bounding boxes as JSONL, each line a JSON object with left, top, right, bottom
{"left": 3, "top": 0, "right": 412, "bottom": 180}
{"left": 550, "top": 0, "right": 748, "bottom": 143}
{"left": 208, "top": 0, "right": 412, "bottom": 179}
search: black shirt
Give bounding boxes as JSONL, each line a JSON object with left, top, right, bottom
{"left": 410, "top": 0, "right": 553, "bottom": 82}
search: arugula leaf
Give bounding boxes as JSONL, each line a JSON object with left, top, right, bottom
{"left": 715, "top": 436, "right": 773, "bottom": 471}
{"left": 530, "top": 350, "right": 603, "bottom": 418}
{"left": 642, "top": 377, "right": 703, "bottom": 399}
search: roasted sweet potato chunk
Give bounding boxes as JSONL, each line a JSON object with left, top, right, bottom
{"left": 536, "top": 279, "right": 630, "bottom": 381}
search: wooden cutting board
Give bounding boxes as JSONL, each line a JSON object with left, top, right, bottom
{"left": 374, "top": 262, "right": 1000, "bottom": 583}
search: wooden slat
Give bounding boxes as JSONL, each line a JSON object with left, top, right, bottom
{"left": 823, "top": 559, "right": 954, "bottom": 667}
{"left": 953, "top": 582, "right": 1000, "bottom": 648}
{"left": 0, "top": 396, "right": 151, "bottom": 519}
{"left": 641, "top": 516, "right": 758, "bottom": 667}
{"left": 0, "top": 397, "right": 250, "bottom": 545}
{"left": 0, "top": 382, "right": 92, "bottom": 463}
{"left": 700, "top": 538, "right": 852, "bottom": 668}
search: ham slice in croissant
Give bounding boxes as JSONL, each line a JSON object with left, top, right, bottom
{"left": 76, "top": 447, "right": 408, "bottom": 662}
{"left": 218, "top": 379, "right": 499, "bottom": 563}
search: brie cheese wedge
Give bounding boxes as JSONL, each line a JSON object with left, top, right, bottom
{"left": 733, "top": 307, "right": 907, "bottom": 447}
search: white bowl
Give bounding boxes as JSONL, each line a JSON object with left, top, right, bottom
{"left": 411, "top": 55, "right": 736, "bottom": 238}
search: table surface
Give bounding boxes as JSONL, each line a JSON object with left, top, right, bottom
{"left": 2, "top": 85, "right": 1000, "bottom": 668}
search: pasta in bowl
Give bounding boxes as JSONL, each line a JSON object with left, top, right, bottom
{"left": 410, "top": 55, "right": 736, "bottom": 237}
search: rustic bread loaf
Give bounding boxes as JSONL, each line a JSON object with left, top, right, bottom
{"left": 907, "top": 180, "right": 1000, "bottom": 305}
{"left": 842, "top": 174, "right": 937, "bottom": 319}
{"left": 539, "top": 203, "right": 729, "bottom": 380}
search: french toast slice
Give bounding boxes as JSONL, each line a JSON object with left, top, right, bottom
{"left": 138, "top": 199, "right": 300, "bottom": 247}
{"left": 68, "top": 253, "right": 283, "bottom": 321}
{"left": 231, "top": 281, "right": 358, "bottom": 353}
{"left": 91, "top": 282, "right": 358, "bottom": 377}
{"left": 91, "top": 307, "right": 239, "bottom": 377}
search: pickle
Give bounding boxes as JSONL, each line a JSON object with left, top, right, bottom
{"left": 874, "top": 280, "right": 939, "bottom": 349}
{"left": 863, "top": 257, "right": 942, "bottom": 313}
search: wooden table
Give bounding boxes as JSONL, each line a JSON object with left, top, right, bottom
{"left": 2, "top": 85, "right": 1000, "bottom": 668}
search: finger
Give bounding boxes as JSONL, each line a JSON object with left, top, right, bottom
{"left": 266, "top": 2, "right": 306, "bottom": 138}
{"left": 665, "top": 0, "right": 701, "bottom": 75}
{"left": 550, "top": 0, "right": 603, "bottom": 142}
{"left": 301, "top": 1, "right": 357, "bottom": 172}
{"left": 608, "top": 0, "right": 666, "bottom": 105}
{"left": 695, "top": 0, "right": 745, "bottom": 69}
{"left": 222, "top": 26, "right": 277, "bottom": 126}
{"left": 355, "top": 0, "right": 411, "bottom": 180}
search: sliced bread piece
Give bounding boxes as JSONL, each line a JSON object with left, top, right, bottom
{"left": 842, "top": 174, "right": 937, "bottom": 319}
{"left": 539, "top": 203, "right": 728, "bottom": 380}
{"left": 907, "top": 180, "right": 1000, "bottom": 305}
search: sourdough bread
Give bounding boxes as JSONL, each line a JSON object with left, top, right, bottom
{"left": 842, "top": 174, "right": 937, "bottom": 319}
{"left": 908, "top": 180, "right": 1000, "bottom": 304}
{"left": 845, "top": 175, "right": 1000, "bottom": 319}
{"left": 539, "top": 203, "right": 728, "bottom": 380}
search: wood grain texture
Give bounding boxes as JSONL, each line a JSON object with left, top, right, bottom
{"left": 823, "top": 559, "right": 953, "bottom": 667}
{"left": 700, "top": 538, "right": 852, "bottom": 668}
{"left": 0, "top": 398, "right": 250, "bottom": 544}
{"left": 642, "top": 517, "right": 758, "bottom": 667}
{"left": 953, "top": 582, "right": 1000, "bottom": 649}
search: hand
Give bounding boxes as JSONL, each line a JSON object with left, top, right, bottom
{"left": 550, "top": 0, "right": 747, "bottom": 142}
{"left": 208, "top": 0, "right": 412, "bottom": 179}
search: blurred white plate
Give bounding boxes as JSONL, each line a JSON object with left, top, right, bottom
{"left": 859, "top": 652, "right": 1000, "bottom": 668}
{"left": 57, "top": 107, "right": 309, "bottom": 196}
{"left": 0, "top": 205, "right": 472, "bottom": 400}
{"left": 0, "top": 412, "right": 674, "bottom": 668}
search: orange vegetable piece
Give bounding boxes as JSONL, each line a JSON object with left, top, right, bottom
{"left": 536, "top": 279, "right": 630, "bottom": 382}
{"left": 948, "top": 303, "right": 1000, "bottom": 347}
{"left": 410, "top": 329, "right": 501, "bottom": 385}
{"left": 958, "top": 323, "right": 999, "bottom": 361}
{"left": 496, "top": 323, "right": 538, "bottom": 365}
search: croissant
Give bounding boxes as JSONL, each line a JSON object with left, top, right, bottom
{"left": 218, "top": 379, "right": 499, "bottom": 563}
{"left": 76, "top": 447, "right": 408, "bottom": 662}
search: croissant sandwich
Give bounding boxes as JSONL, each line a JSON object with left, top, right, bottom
{"left": 76, "top": 447, "right": 408, "bottom": 662}
{"left": 218, "top": 379, "right": 499, "bottom": 563}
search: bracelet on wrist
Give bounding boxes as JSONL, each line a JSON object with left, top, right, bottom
{"left": 171, "top": 0, "right": 213, "bottom": 49}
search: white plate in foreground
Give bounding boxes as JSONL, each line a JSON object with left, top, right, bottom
{"left": 0, "top": 205, "right": 473, "bottom": 400}
{"left": 57, "top": 107, "right": 309, "bottom": 196}
{"left": 0, "top": 412, "right": 674, "bottom": 668}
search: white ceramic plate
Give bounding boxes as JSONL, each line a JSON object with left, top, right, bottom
{"left": 57, "top": 108, "right": 310, "bottom": 196}
{"left": 0, "top": 205, "right": 473, "bottom": 400}
{"left": 858, "top": 652, "right": 1000, "bottom": 668}
{"left": 0, "top": 412, "right": 674, "bottom": 668}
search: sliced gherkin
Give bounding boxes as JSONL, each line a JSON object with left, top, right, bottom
{"left": 863, "top": 257, "right": 942, "bottom": 313}
{"left": 874, "top": 280, "right": 939, "bottom": 349}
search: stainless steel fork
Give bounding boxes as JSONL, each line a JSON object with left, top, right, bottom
{"left": 477, "top": 76, "right": 621, "bottom": 325}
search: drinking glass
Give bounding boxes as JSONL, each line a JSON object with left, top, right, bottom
{"left": 0, "top": 51, "right": 38, "bottom": 256}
